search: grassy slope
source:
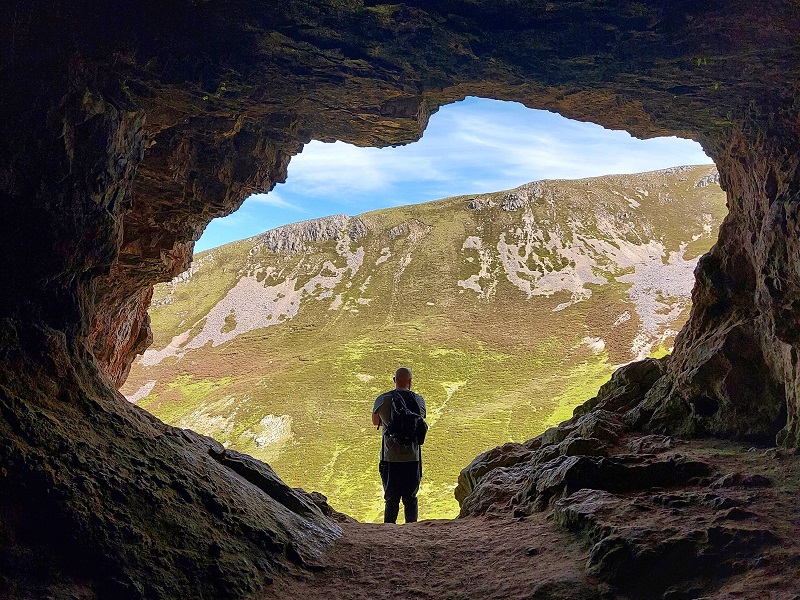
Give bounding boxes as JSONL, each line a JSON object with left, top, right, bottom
{"left": 123, "top": 166, "right": 727, "bottom": 522}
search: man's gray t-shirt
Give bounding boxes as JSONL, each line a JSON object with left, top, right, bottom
{"left": 373, "top": 390, "right": 426, "bottom": 462}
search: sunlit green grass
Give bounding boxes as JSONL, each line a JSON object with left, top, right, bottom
{"left": 123, "top": 166, "right": 727, "bottom": 522}
{"left": 136, "top": 326, "right": 616, "bottom": 521}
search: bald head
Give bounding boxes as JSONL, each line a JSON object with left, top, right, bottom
{"left": 393, "top": 367, "right": 412, "bottom": 390}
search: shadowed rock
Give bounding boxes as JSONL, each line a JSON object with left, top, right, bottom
{"left": 457, "top": 355, "right": 790, "bottom": 597}
{"left": 455, "top": 442, "right": 537, "bottom": 505}
{"left": 0, "top": 343, "right": 341, "bottom": 598}
{"left": 554, "top": 488, "right": 777, "bottom": 597}
{"left": 517, "top": 453, "right": 714, "bottom": 512}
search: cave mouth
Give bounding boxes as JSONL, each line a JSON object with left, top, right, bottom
{"left": 121, "top": 99, "right": 725, "bottom": 523}
{"left": 5, "top": 1, "right": 800, "bottom": 595}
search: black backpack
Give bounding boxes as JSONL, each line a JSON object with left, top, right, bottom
{"left": 386, "top": 390, "right": 428, "bottom": 446}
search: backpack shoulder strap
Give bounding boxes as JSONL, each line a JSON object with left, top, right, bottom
{"left": 396, "top": 389, "right": 420, "bottom": 415}
{"left": 391, "top": 389, "right": 409, "bottom": 411}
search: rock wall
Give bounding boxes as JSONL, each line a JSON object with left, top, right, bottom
{"left": 1, "top": 0, "right": 800, "bottom": 596}
{"left": 255, "top": 214, "right": 367, "bottom": 254}
{"left": 630, "top": 133, "right": 800, "bottom": 445}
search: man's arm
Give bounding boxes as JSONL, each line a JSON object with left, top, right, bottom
{"left": 416, "top": 394, "right": 427, "bottom": 419}
{"left": 372, "top": 395, "right": 384, "bottom": 428}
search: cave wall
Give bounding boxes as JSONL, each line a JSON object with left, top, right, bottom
{"left": 1, "top": 0, "right": 800, "bottom": 596}
{"left": 631, "top": 131, "right": 800, "bottom": 445}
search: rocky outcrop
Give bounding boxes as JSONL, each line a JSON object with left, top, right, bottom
{"left": 457, "top": 359, "right": 797, "bottom": 596}
{"left": 457, "top": 359, "right": 689, "bottom": 511}
{"left": 456, "top": 359, "right": 668, "bottom": 511}
{"left": 695, "top": 171, "right": 721, "bottom": 188}
{"left": 2, "top": 0, "right": 800, "bottom": 597}
{"left": 553, "top": 487, "right": 778, "bottom": 598}
{"left": 639, "top": 134, "right": 800, "bottom": 446}
{"left": 501, "top": 192, "right": 526, "bottom": 212}
{"left": 254, "top": 215, "right": 366, "bottom": 254}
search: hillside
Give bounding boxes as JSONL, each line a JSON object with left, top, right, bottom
{"left": 121, "top": 165, "right": 726, "bottom": 521}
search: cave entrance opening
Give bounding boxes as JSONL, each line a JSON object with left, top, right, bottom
{"left": 120, "top": 97, "right": 725, "bottom": 523}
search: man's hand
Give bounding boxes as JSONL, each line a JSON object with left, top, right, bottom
{"left": 371, "top": 411, "right": 381, "bottom": 428}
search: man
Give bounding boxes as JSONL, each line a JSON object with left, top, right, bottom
{"left": 371, "top": 367, "right": 426, "bottom": 524}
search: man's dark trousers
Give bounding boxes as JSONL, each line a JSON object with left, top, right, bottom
{"left": 380, "top": 460, "right": 421, "bottom": 523}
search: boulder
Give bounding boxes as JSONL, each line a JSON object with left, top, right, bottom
{"left": 626, "top": 435, "right": 675, "bottom": 454}
{"left": 710, "top": 472, "right": 772, "bottom": 489}
{"left": 539, "top": 410, "right": 627, "bottom": 448}
{"left": 458, "top": 462, "right": 538, "bottom": 517}
{"left": 516, "top": 453, "right": 713, "bottom": 513}
{"left": 558, "top": 437, "right": 609, "bottom": 458}
{"left": 455, "top": 442, "right": 535, "bottom": 504}
{"left": 573, "top": 357, "right": 667, "bottom": 418}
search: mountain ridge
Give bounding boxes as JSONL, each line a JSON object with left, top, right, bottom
{"left": 208, "top": 164, "right": 719, "bottom": 256}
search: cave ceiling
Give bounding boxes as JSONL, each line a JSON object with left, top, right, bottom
{"left": 3, "top": 1, "right": 795, "bottom": 377}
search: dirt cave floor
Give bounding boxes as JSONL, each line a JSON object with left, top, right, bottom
{"left": 270, "top": 515, "right": 597, "bottom": 600}
{"left": 266, "top": 438, "right": 800, "bottom": 600}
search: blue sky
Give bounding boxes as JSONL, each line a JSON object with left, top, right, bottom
{"left": 196, "top": 97, "right": 713, "bottom": 252}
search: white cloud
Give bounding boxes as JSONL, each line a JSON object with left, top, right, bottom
{"left": 283, "top": 99, "right": 711, "bottom": 205}
{"left": 431, "top": 103, "right": 710, "bottom": 184}
{"left": 285, "top": 140, "right": 446, "bottom": 199}
{"left": 248, "top": 190, "right": 304, "bottom": 211}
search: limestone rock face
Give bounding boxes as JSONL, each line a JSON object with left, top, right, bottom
{"left": 2, "top": 0, "right": 800, "bottom": 596}
{"left": 256, "top": 215, "right": 366, "bottom": 255}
